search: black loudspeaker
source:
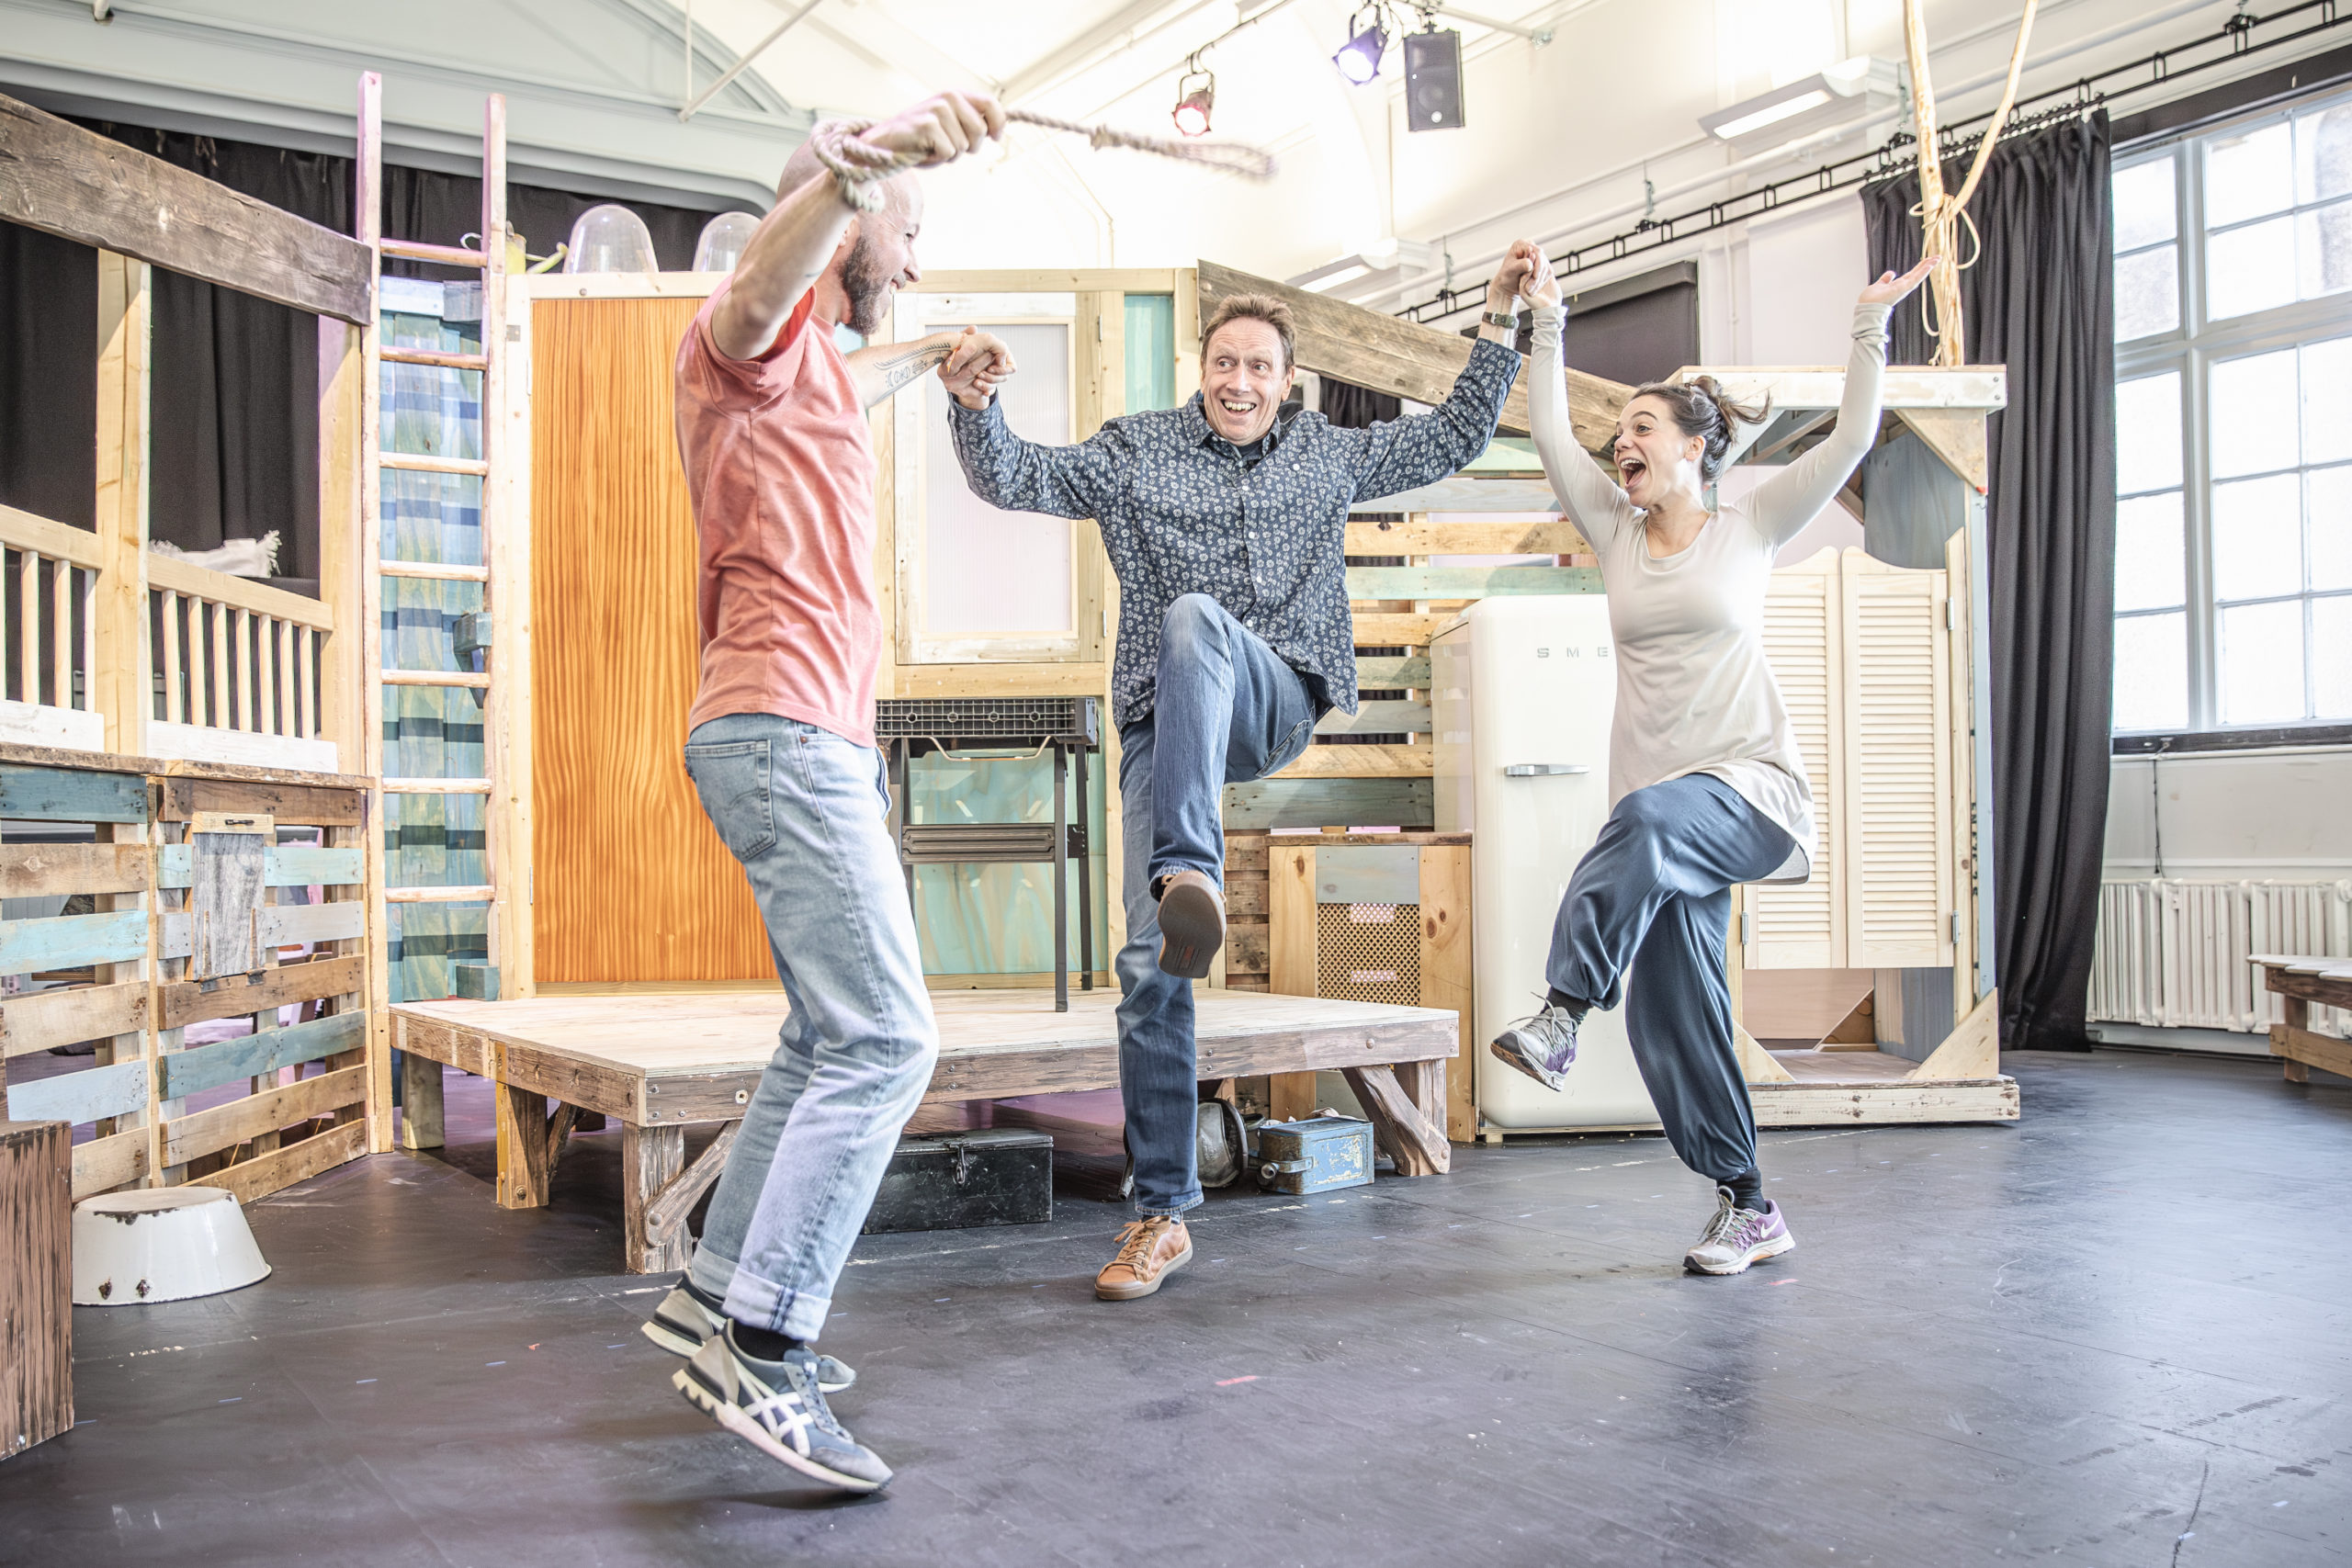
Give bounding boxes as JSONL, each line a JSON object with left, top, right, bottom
{"left": 1404, "top": 28, "right": 1464, "bottom": 131}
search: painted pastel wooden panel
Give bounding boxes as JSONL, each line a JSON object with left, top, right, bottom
{"left": 6, "top": 1057, "right": 147, "bottom": 1126}
{"left": 0, "top": 764, "right": 145, "bottom": 823}
{"left": 158, "top": 901, "right": 364, "bottom": 959}
{"left": 157, "top": 1010, "right": 365, "bottom": 1100}
{"left": 154, "top": 845, "right": 365, "bottom": 888}
{"left": 530, "top": 298, "right": 770, "bottom": 981}
{"left": 0, "top": 909, "right": 148, "bottom": 974}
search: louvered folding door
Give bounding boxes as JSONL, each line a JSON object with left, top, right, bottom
{"left": 1747, "top": 547, "right": 1953, "bottom": 971}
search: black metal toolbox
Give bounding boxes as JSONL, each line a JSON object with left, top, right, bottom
{"left": 860, "top": 1128, "right": 1054, "bottom": 1235}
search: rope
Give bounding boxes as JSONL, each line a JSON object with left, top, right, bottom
{"left": 806, "top": 110, "right": 1276, "bottom": 202}
{"left": 1900, "top": 0, "right": 2039, "bottom": 367}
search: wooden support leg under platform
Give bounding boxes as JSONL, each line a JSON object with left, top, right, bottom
{"left": 643, "top": 1121, "right": 741, "bottom": 1261}
{"left": 1341, "top": 1062, "right": 1451, "bottom": 1176}
{"left": 399, "top": 1053, "right": 445, "bottom": 1150}
{"left": 2281, "top": 996, "right": 2312, "bottom": 1083}
{"left": 624, "top": 1122, "right": 691, "bottom": 1274}
{"left": 544, "top": 1103, "right": 582, "bottom": 1187}
{"left": 494, "top": 1085, "right": 550, "bottom": 1209}
{"left": 1269, "top": 1071, "right": 1317, "bottom": 1122}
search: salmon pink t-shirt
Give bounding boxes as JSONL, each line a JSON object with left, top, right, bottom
{"left": 674, "top": 282, "right": 879, "bottom": 747}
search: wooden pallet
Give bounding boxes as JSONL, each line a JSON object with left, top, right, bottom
{"left": 2253, "top": 953, "right": 2352, "bottom": 1082}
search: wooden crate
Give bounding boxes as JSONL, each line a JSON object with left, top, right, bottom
{"left": 0, "top": 1118, "right": 71, "bottom": 1457}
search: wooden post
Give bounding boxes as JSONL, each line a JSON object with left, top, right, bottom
{"left": 493, "top": 1078, "right": 551, "bottom": 1208}
{"left": 0, "top": 1119, "right": 72, "bottom": 1458}
{"left": 399, "top": 1052, "right": 446, "bottom": 1148}
{"left": 92, "top": 250, "right": 151, "bottom": 754}
{"left": 1267, "top": 844, "right": 1317, "bottom": 1121}
{"left": 2283, "top": 995, "right": 2311, "bottom": 1083}
{"left": 354, "top": 74, "right": 394, "bottom": 1142}
{"left": 624, "top": 1122, "right": 691, "bottom": 1273}
{"left": 1418, "top": 841, "right": 1475, "bottom": 1143}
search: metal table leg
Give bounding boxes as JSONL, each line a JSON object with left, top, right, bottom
{"left": 1074, "top": 741, "right": 1092, "bottom": 990}
{"left": 1052, "top": 742, "right": 1069, "bottom": 1013}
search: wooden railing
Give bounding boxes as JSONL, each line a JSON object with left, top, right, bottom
{"left": 148, "top": 556, "right": 334, "bottom": 742}
{"left": 0, "top": 504, "right": 99, "bottom": 713}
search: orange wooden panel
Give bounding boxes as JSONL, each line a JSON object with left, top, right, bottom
{"left": 531, "top": 299, "right": 772, "bottom": 981}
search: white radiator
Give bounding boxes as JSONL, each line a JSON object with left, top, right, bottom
{"left": 2090, "top": 878, "right": 2352, "bottom": 1037}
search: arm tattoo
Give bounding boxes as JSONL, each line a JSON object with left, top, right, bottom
{"left": 875, "top": 340, "right": 953, "bottom": 392}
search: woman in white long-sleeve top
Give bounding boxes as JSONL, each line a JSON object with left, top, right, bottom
{"left": 1490, "top": 241, "right": 1937, "bottom": 1276}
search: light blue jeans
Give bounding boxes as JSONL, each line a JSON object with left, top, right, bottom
{"left": 1117, "top": 594, "right": 1317, "bottom": 1214}
{"left": 680, "top": 712, "right": 940, "bottom": 1343}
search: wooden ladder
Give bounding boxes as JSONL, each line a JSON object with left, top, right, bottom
{"left": 354, "top": 74, "right": 529, "bottom": 1026}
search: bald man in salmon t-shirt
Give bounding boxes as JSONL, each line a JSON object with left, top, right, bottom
{"left": 644, "top": 93, "right": 1016, "bottom": 1494}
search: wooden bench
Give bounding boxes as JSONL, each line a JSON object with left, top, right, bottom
{"left": 2251, "top": 953, "right": 2352, "bottom": 1083}
{"left": 390, "top": 987, "right": 1459, "bottom": 1271}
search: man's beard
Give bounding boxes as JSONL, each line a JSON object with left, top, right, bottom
{"left": 841, "top": 231, "right": 893, "bottom": 336}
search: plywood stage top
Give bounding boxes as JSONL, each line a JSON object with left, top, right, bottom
{"left": 391, "top": 987, "right": 1460, "bottom": 1125}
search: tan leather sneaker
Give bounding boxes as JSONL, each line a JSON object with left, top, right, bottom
{"left": 1156, "top": 870, "right": 1226, "bottom": 978}
{"left": 1094, "top": 1216, "right": 1193, "bottom": 1301}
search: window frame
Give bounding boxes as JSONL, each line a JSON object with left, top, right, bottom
{"left": 2114, "top": 86, "right": 2352, "bottom": 743}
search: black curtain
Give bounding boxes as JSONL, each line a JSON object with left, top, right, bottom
{"left": 0, "top": 118, "right": 757, "bottom": 584}
{"left": 1862, "top": 111, "right": 2117, "bottom": 1052}
{"left": 1321, "top": 378, "right": 1401, "bottom": 428}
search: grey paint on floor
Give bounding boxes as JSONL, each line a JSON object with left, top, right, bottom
{"left": 2, "top": 1049, "right": 2347, "bottom": 1566}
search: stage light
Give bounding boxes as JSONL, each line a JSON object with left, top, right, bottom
{"left": 1172, "top": 60, "right": 1215, "bottom": 137}
{"left": 1334, "top": 7, "right": 1387, "bottom": 85}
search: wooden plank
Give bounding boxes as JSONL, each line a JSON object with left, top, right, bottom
{"left": 1347, "top": 480, "right": 1569, "bottom": 519}
{"left": 1267, "top": 845, "right": 1317, "bottom": 1122}
{"left": 1220, "top": 778, "right": 1434, "bottom": 830}
{"left": 1273, "top": 744, "right": 1430, "bottom": 780}
{"left": 1351, "top": 612, "right": 1459, "bottom": 649}
{"left": 145, "top": 555, "right": 335, "bottom": 632}
{"left": 1340, "top": 1063, "right": 1450, "bottom": 1175}
{"left": 159, "top": 776, "right": 367, "bottom": 826}
{"left": 153, "top": 845, "right": 366, "bottom": 889}
{"left": 495, "top": 1083, "right": 551, "bottom": 1209}
{"left": 1347, "top": 566, "right": 1600, "bottom": 599}
{"left": 1418, "top": 844, "right": 1476, "bottom": 1144}
{"left": 70, "top": 1122, "right": 147, "bottom": 1199}
{"left": 0, "top": 764, "right": 147, "bottom": 823}
{"left": 161, "top": 1064, "right": 368, "bottom": 1166}
{"left": 187, "top": 1119, "right": 368, "bottom": 1203}
{"left": 1196, "top": 259, "right": 1629, "bottom": 447}
{"left": 892, "top": 662, "right": 1110, "bottom": 698}
{"left": 1355, "top": 655, "right": 1431, "bottom": 689}
{"left": 0, "top": 909, "right": 149, "bottom": 974}
{"left": 1346, "top": 517, "right": 1586, "bottom": 555}
{"left": 92, "top": 247, "right": 150, "bottom": 754}
{"left": 1894, "top": 407, "right": 1989, "bottom": 493}
{"left": 545, "top": 1103, "right": 582, "bottom": 1186}
{"left": 191, "top": 831, "right": 266, "bottom": 978}
{"left": 1747, "top": 1076, "right": 2018, "bottom": 1126}
{"left": 2255, "top": 965, "right": 2352, "bottom": 1010}
{"left": 1317, "top": 702, "right": 1432, "bottom": 736}
{"left": 624, "top": 1122, "right": 691, "bottom": 1273}
{"left": 0, "top": 1119, "right": 73, "bottom": 1456}
{"left": 2271, "top": 1021, "right": 2352, "bottom": 1080}
{"left": 1672, "top": 364, "right": 2007, "bottom": 412}
{"left": 400, "top": 1052, "right": 446, "bottom": 1150}
{"left": 1735, "top": 1024, "right": 1796, "bottom": 1083}
{"left": 1907, "top": 988, "right": 1999, "bottom": 1080}
{"left": 4, "top": 1057, "right": 147, "bottom": 1126}
{"left": 1, "top": 980, "right": 149, "bottom": 1057}
{"left": 157, "top": 1011, "right": 366, "bottom": 1100}
{"left": 0, "top": 843, "right": 149, "bottom": 899}
{"left": 644, "top": 1120, "right": 740, "bottom": 1247}
{"left": 0, "top": 503, "right": 107, "bottom": 570}
{"left": 159, "top": 953, "right": 366, "bottom": 1032}
{"left": 0, "top": 95, "right": 370, "bottom": 322}
{"left": 159, "top": 901, "right": 366, "bottom": 958}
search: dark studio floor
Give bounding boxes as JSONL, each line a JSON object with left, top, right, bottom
{"left": 4, "top": 1049, "right": 2349, "bottom": 1568}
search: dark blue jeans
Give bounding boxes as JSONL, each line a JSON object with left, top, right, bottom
{"left": 1545, "top": 773, "right": 1794, "bottom": 1185}
{"left": 1117, "top": 594, "right": 1317, "bottom": 1214}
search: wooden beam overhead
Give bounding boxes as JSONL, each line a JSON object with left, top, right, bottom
{"left": 1196, "top": 260, "right": 1631, "bottom": 451}
{"left": 0, "top": 93, "right": 372, "bottom": 323}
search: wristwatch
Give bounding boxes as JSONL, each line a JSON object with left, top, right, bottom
{"left": 1481, "top": 308, "right": 1520, "bottom": 330}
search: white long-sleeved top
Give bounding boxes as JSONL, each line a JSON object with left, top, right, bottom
{"left": 1523, "top": 299, "right": 1893, "bottom": 881}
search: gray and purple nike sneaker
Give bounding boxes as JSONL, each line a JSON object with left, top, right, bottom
{"left": 1683, "top": 1186, "right": 1796, "bottom": 1275}
{"left": 1488, "top": 1000, "right": 1582, "bottom": 1092}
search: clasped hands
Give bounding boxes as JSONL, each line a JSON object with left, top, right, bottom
{"left": 939, "top": 325, "right": 1014, "bottom": 410}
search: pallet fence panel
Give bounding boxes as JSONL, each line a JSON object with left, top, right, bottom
{"left": 0, "top": 750, "right": 379, "bottom": 1201}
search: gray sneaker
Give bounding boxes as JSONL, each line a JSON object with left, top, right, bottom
{"left": 642, "top": 1283, "right": 855, "bottom": 1393}
{"left": 1488, "top": 1000, "right": 1582, "bottom": 1091}
{"left": 1683, "top": 1187, "right": 1796, "bottom": 1276}
{"left": 673, "top": 1325, "right": 892, "bottom": 1492}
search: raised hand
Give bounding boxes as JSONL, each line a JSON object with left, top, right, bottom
{"left": 1859, "top": 254, "right": 1939, "bottom": 308}
{"left": 1490, "top": 243, "right": 1539, "bottom": 308}
{"left": 863, "top": 91, "right": 1007, "bottom": 168}
{"left": 1514, "top": 240, "right": 1563, "bottom": 308}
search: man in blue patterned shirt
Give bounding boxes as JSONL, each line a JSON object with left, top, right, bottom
{"left": 946, "top": 254, "right": 1532, "bottom": 1300}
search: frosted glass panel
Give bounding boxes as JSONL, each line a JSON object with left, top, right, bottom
{"left": 2210, "top": 349, "right": 2299, "bottom": 479}
{"left": 2208, "top": 216, "right": 2297, "bottom": 320}
{"left": 2219, "top": 600, "right": 2305, "bottom": 723}
{"left": 2114, "top": 492, "right": 2185, "bottom": 613}
{"left": 2302, "top": 335, "right": 2352, "bottom": 465}
{"left": 2114, "top": 245, "right": 2177, "bottom": 341}
{"left": 2114, "top": 372, "right": 2182, "bottom": 494}
{"left": 922, "top": 321, "right": 1074, "bottom": 637}
{"left": 2311, "top": 466, "right": 2352, "bottom": 590}
{"left": 2113, "top": 155, "right": 2177, "bottom": 249}
{"left": 2208, "top": 122, "right": 2295, "bottom": 227}
{"left": 2314, "top": 596, "right": 2352, "bottom": 717}
{"left": 2210, "top": 473, "right": 2301, "bottom": 602}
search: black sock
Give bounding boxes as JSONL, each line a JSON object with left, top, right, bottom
{"left": 1725, "top": 1170, "right": 1765, "bottom": 1212}
{"left": 684, "top": 1279, "right": 724, "bottom": 1312}
{"left": 1544, "top": 987, "right": 1589, "bottom": 1019}
{"left": 729, "top": 1321, "right": 804, "bottom": 1362}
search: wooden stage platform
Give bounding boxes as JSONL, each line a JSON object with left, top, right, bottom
{"left": 391, "top": 988, "right": 1459, "bottom": 1271}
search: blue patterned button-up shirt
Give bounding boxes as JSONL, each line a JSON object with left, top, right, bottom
{"left": 947, "top": 338, "right": 1521, "bottom": 729}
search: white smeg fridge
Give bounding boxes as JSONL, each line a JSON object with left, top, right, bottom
{"left": 1432, "top": 596, "right": 1662, "bottom": 1132}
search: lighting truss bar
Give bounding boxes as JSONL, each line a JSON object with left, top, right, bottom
{"left": 1397, "top": 0, "right": 2352, "bottom": 323}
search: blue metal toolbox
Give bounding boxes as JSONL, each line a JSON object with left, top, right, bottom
{"left": 1255, "top": 1115, "right": 1374, "bottom": 1195}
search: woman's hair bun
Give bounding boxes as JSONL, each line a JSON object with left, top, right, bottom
{"left": 1626, "top": 375, "right": 1773, "bottom": 482}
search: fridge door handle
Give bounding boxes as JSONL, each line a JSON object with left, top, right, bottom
{"left": 1502, "top": 763, "right": 1591, "bottom": 777}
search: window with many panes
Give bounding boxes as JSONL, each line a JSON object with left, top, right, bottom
{"left": 2112, "top": 91, "right": 2352, "bottom": 735}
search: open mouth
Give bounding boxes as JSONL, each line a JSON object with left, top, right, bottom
{"left": 1619, "top": 456, "right": 1648, "bottom": 489}
{"left": 1217, "top": 398, "right": 1258, "bottom": 419}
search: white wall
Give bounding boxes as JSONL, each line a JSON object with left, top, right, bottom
{"left": 2104, "top": 749, "right": 2352, "bottom": 881}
